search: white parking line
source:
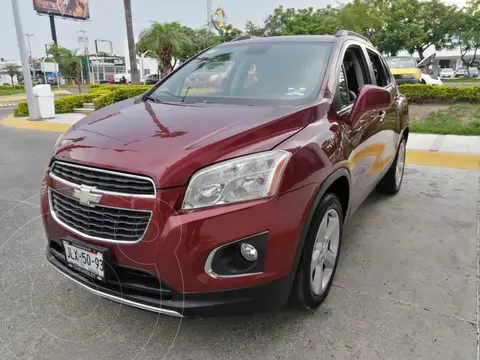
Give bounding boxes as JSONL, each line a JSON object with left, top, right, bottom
{"left": 0, "top": 103, "right": 18, "bottom": 107}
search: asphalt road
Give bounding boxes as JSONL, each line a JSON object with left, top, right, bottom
{"left": 0, "top": 124, "right": 479, "bottom": 360}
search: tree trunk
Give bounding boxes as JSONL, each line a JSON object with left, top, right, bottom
{"left": 76, "top": 78, "right": 82, "bottom": 93}
{"left": 10, "top": 76, "right": 14, "bottom": 87}
{"left": 123, "top": 0, "right": 140, "bottom": 84}
{"left": 416, "top": 48, "right": 424, "bottom": 61}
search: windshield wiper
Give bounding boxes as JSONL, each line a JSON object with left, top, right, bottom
{"left": 144, "top": 95, "right": 161, "bottom": 103}
{"left": 181, "top": 87, "right": 191, "bottom": 103}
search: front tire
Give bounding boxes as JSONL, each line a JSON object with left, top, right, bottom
{"left": 376, "top": 138, "right": 406, "bottom": 195}
{"left": 290, "top": 193, "right": 344, "bottom": 310}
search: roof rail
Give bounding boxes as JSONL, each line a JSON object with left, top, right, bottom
{"left": 231, "top": 35, "right": 256, "bottom": 42}
{"left": 335, "top": 30, "right": 372, "bottom": 45}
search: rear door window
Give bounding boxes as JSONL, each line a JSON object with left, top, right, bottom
{"left": 367, "top": 50, "right": 390, "bottom": 87}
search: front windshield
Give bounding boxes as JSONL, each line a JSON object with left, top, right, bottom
{"left": 149, "top": 41, "right": 333, "bottom": 106}
{"left": 385, "top": 57, "right": 417, "bottom": 68}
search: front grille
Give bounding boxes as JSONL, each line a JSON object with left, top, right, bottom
{"left": 51, "top": 162, "right": 155, "bottom": 196}
{"left": 393, "top": 75, "right": 402, "bottom": 79}
{"left": 50, "top": 190, "right": 151, "bottom": 242}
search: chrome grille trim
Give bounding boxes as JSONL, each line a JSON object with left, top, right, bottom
{"left": 50, "top": 161, "right": 156, "bottom": 198}
{"left": 49, "top": 189, "right": 152, "bottom": 244}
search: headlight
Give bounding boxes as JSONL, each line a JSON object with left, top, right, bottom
{"left": 209, "top": 74, "right": 219, "bottom": 82}
{"left": 401, "top": 74, "right": 415, "bottom": 79}
{"left": 52, "top": 133, "right": 65, "bottom": 155}
{"left": 182, "top": 150, "right": 291, "bottom": 210}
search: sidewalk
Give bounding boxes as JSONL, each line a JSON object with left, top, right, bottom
{"left": 0, "top": 113, "right": 479, "bottom": 170}
{"left": 407, "top": 133, "right": 480, "bottom": 154}
{"left": 0, "top": 113, "right": 84, "bottom": 132}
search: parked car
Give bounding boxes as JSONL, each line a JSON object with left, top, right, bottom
{"left": 184, "top": 61, "right": 234, "bottom": 89}
{"left": 420, "top": 73, "right": 443, "bottom": 85}
{"left": 439, "top": 68, "right": 455, "bottom": 78}
{"left": 455, "top": 67, "right": 478, "bottom": 78}
{"left": 384, "top": 56, "right": 421, "bottom": 84}
{"left": 42, "top": 31, "right": 409, "bottom": 317}
{"left": 144, "top": 73, "right": 159, "bottom": 85}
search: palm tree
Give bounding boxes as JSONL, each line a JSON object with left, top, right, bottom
{"left": 123, "top": 0, "right": 140, "bottom": 84}
{"left": 5, "top": 64, "right": 21, "bottom": 86}
{"left": 137, "top": 22, "right": 191, "bottom": 78}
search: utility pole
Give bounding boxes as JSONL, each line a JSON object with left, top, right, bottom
{"left": 77, "top": 29, "right": 89, "bottom": 84}
{"left": 10, "top": 0, "right": 39, "bottom": 120}
{"left": 123, "top": 0, "right": 140, "bottom": 84}
{"left": 49, "top": 15, "right": 58, "bottom": 45}
{"left": 207, "top": 0, "right": 212, "bottom": 30}
{"left": 25, "top": 33, "right": 34, "bottom": 78}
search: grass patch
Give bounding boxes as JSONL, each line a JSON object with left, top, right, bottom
{"left": 410, "top": 103, "right": 480, "bottom": 135}
{"left": 442, "top": 78, "right": 480, "bottom": 83}
{"left": 0, "top": 88, "right": 26, "bottom": 96}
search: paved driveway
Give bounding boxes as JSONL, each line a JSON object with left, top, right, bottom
{"left": 0, "top": 125, "right": 478, "bottom": 360}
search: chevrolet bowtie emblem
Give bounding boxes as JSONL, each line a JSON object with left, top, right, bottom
{"left": 72, "top": 185, "right": 103, "bottom": 207}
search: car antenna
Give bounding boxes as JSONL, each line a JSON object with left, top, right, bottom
{"left": 181, "top": 87, "right": 191, "bottom": 103}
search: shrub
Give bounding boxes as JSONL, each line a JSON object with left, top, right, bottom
{"left": 54, "top": 94, "right": 96, "bottom": 113}
{"left": 93, "top": 93, "right": 116, "bottom": 110}
{"left": 398, "top": 84, "right": 480, "bottom": 103}
{"left": 13, "top": 101, "right": 29, "bottom": 117}
{"left": 14, "top": 102, "right": 29, "bottom": 117}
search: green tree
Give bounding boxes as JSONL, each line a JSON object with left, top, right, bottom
{"left": 137, "top": 22, "right": 191, "bottom": 77}
{"left": 5, "top": 64, "right": 21, "bottom": 86}
{"left": 176, "top": 27, "right": 219, "bottom": 60}
{"left": 47, "top": 45, "right": 83, "bottom": 92}
{"left": 400, "top": 0, "right": 458, "bottom": 59}
{"left": 245, "top": 21, "right": 265, "bottom": 36}
{"left": 218, "top": 24, "right": 243, "bottom": 42}
{"left": 452, "top": 8, "right": 480, "bottom": 75}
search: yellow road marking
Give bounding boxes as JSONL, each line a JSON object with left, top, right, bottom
{"left": 406, "top": 150, "right": 480, "bottom": 170}
{"left": 0, "top": 116, "right": 71, "bottom": 133}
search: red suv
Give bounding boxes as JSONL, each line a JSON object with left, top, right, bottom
{"left": 42, "top": 31, "right": 409, "bottom": 317}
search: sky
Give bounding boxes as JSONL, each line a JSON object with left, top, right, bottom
{"left": 1, "top": 0, "right": 339, "bottom": 61}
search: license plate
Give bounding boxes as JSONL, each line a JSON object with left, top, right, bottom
{"left": 63, "top": 240, "right": 105, "bottom": 281}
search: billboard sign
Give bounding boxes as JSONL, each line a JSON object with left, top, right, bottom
{"left": 212, "top": 8, "right": 226, "bottom": 31}
{"left": 33, "top": 0, "right": 90, "bottom": 20}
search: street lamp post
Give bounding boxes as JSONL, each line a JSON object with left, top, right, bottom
{"left": 10, "top": 0, "right": 39, "bottom": 120}
{"left": 25, "top": 33, "right": 34, "bottom": 78}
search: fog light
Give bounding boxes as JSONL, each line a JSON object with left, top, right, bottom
{"left": 240, "top": 243, "right": 258, "bottom": 262}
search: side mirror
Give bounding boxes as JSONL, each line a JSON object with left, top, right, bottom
{"left": 349, "top": 85, "right": 392, "bottom": 126}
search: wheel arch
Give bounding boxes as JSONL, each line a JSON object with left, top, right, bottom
{"left": 291, "top": 167, "right": 351, "bottom": 274}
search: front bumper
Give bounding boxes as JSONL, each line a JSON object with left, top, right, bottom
{"left": 42, "top": 171, "right": 317, "bottom": 316}
{"left": 47, "top": 243, "right": 293, "bottom": 317}
{"left": 394, "top": 78, "right": 419, "bottom": 85}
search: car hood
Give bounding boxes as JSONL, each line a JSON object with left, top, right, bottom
{"left": 53, "top": 98, "right": 316, "bottom": 188}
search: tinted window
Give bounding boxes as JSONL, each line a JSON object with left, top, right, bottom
{"left": 335, "top": 66, "right": 354, "bottom": 112}
{"left": 367, "top": 51, "right": 390, "bottom": 87}
{"left": 150, "top": 42, "right": 333, "bottom": 106}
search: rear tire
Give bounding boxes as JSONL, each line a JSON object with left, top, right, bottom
{"left": 290, "top": 193, "right": 344, "bottom": 310}
{"left": 376, "top": 138, "right": 406, "bottom": 195}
